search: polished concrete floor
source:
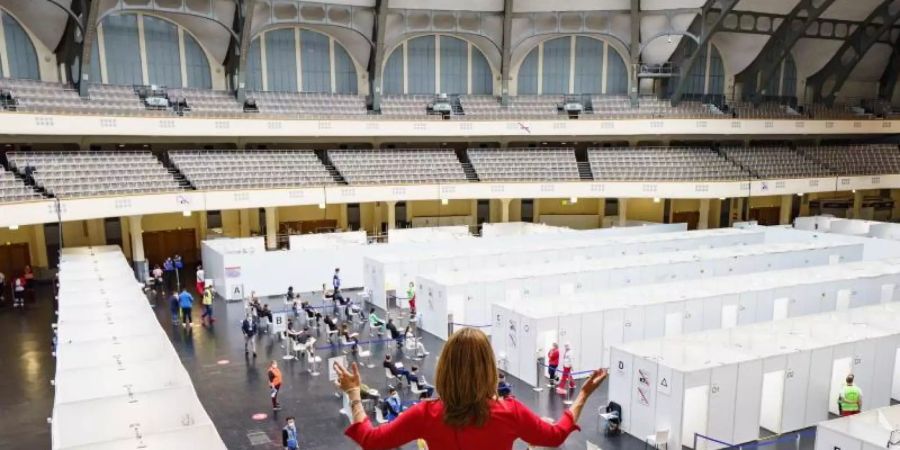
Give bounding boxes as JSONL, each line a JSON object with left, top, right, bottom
{"left": 0, "top": 281, "right": 826, "bottom": 450}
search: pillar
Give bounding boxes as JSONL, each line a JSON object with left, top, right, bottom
{"left": 373, "top": 202, "right": 383, "bottom": 234}
{"left": 597, "top": 198, "right": 606, "bottom": 228}
{"left": 196, "top": 210, "right": 208, "bottom": 242}
{"left": 387, "top": 201, "right": 396, "bottom": 230}
{"left": 265, "top": 207, "right": 277, "bottom": 250}
{"left": 129, "top": 215, "right": 147, "bottom": 281}
{"left": 852, "top": 190, "right": 863, "bottom": 219}
{"left": 698, "top": 199, "right": 710, "bottom": 230}
{"left": 618, "top": 198, "right": 628, "bottom": 227}
{"left": 734, "top": 198, "right": 744, "bottom": 224}
{"left": 338, "top": 203, "right": 348, "bottom": 230}
{"left": 238, "top": 209, "right": 251, "bottom": 237}
{"left": 86, "top": 219, "right": 106, "bottom": 245}
{"left": 779, "top": 194, "right": 792, "bottom": 225}
{"left": 500, "top": 198, "right": 511, "bottom": 223}
{"left": 30, "top": 224, "right": 48, "bottom": 268}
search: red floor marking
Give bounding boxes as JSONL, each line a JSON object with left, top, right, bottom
{"left": 252, "top": 413, "right": 268, "bottom": 421}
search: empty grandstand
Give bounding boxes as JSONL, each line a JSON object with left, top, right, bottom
{"left": 169, "top": 150, "right": 336, "bottom": 190}
{"left": 328, "top": 149, "right": 467, "bottom": 185}
{"left": 723, "top": 146, "right": 833, "bottom": 179}
{"left": 468, "top": 148, "right": 580, "bottom": 182}
{"left": 589, "top": 147, "right": 748, "bottom": 181}
{"left": 0, "top": 169, "right": 40, "bottom": 203}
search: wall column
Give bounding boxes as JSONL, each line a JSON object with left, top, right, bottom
{"left": 387, "top": 201, "right": 397, "bottom": 230}
{"left": 196, "top": 210, "right": 208, "bottom": 243}
{"left": 852, "top": 190, "right": 863, "bottom": 219}
{"left": 30, "top": 224, "right": 48, "bottom": 268}
{"left": 265, "top": 207, "right": 278, "bottom": 250}
{"left": 501, "top": 198, "right": 511, "bottom": 223}
{"left": 597, "top": 198, "right": 606, "bottom": 228}
{"left": 618, "top": 198, "right": 628, "bottom": 227}
{"left": 129, "top": 215, "right": 147, "bottom": 281}
{"left": 238, "top": 209, "right": 251, "bottom": 237}
{"left": 373, "top": 202, "right": 383, "bottom": 234}
{"left": 698, "top": 199, "right": 710, "bottom": 230}
{"left": 780, "top": 194, "right": 793, "bottom": 225}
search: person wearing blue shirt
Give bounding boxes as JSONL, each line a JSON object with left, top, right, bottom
{"left": 405, "top": 365, "right": 434, "bottom": 398}
{"left": 498, "top": 373, "right": 513, "bottom": 398}
{"left": 332, "top": 267, "right": 342, "bottom": 292}
{"left": 163, "top": 258, "right": 175, "bottom": 292}
{"left": 178, "top": 289, "right": 194, "bottom": 328}
{"left": 384, "top": 387, "right": 403, "bottom": 421}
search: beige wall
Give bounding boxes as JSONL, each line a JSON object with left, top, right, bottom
{"left": 748, "top": 195, "right": 782, "bottom": 208}
{"left": 408, "top": 200, "right": 473, "bottom": 218}
{"left": 627, "top": 198, "right": 665, "bottom": 222}
{"left": 536, "top": 198, "right": 602, "bottom": 215}
{"left": 0, "top": 224, "right": 48, "bottom": 268}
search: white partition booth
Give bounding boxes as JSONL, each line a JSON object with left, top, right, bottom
{"left": 366, "top": 226, "right": 747, "bottom": 310}
{"left": 419, "top": 241, "right": 862, "bottom": 340}
{"left": 388, "top": 225, "right": 471, "bottom": 243}
{"left": 52, "top": 246, "right": 226, "bottom": 450}
{"left": 493, "top": 257, "right": 900, "bottom": 387}
{"left": 795, "top": 217, "right": 900, "bottom": 242}
{"left": 480, "top": 222, "right": 571, "bottom": 238}
{"left": 608, "top": 303, "right": 900, "bottom": 450}
{"left": 815, "top": 405, "right": 900, "bottom": 450}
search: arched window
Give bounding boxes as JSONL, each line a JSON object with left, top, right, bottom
{"left": 667, "top": 41, "right": 724, "bottom": 98}
{"left": 516, "top": 36, "right": 629, "bottom": 95}
{"left": 248, "top": 27, "right": 358, "bottom": 94}
{"left": 382, "top": 34, "right": 495, "bottom": 95}
{"left": 0, "top": 9, "right": 39, "bottom": 79}
{"left": 781, "top": 54, "right": 797, "bottom": 98}
{"left": 95, "top": 13, "right": 213, "bottom": 88}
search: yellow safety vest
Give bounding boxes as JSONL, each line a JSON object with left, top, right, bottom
{"left": 840, "top": 385, "right": 861, "bottom": 412}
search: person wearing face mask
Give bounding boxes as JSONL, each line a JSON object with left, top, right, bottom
{"left": 556, "top": 343, "right": 575, "bottom": 395}
{"left": 385, "top": 387, "right": 403, "bottom": 422}
{"left": 282, "top": 416, "right": 300, "bottom": 450}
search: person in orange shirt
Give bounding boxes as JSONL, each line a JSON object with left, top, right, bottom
{"left": 268, "top": 360, "right": 283, "bottom": 410}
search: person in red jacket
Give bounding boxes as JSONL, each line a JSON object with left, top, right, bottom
{"left": 547, "top": 342, "right": 560, "bottom": 386}
{"left": 268, "top": 360, "right": 283, "bottom": 411}
{"left": 334, "top": 327, "right": 607, "bottom": 450}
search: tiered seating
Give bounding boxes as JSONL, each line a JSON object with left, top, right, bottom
{"left": 503, "top": 96, "right": 560, "bottom": 117}
{"left": 458, "top": 95, "right": 503, "bottom": 116}
{"left": 169, "top": 88, "right": 243, "bottom": 117}
{"left": 731, "top": 102, "right": 800, "bottom": 119}
{"left": 169, "top": 150, "right": 335, "bottom": 190}
{"left": 86, "top": 84, "right": 155, "bottom": 115}
{"left": 0, "top": 169, "right": 42, "bottom": 203}
{"left": 379, "top": 95, "right": 441, "bottom": 119}
{"left": 722, "top": 146, "right": 832, "bottom": 179}
{"left": 328, "top": 149, "right": 466, "bottom": 184}
{"left": 6, "top": 151, "right": 182, "bottom": 198}
{"left": 467, "top": 148, "right": 579, "bottom": 181}
{"left": 805, "top": 103, "right": 869, "bottom": 120}
{"left": 0, "top": 79, "right": 173, "bottom": 116}
{"left": 589, "top": 147, "right": 747, "bottom": 181}
{"left": 248, "top": 91, "right": 367, "bottom": 117}
{"left": 798, "top": 144, "right": 900, "bottom": 176}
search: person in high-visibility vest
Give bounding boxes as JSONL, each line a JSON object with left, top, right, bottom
{"left": 838, "top": 374, "right": 862, "bottom": 416}
{"left": 406, "top": 282, "right": 417, "bottom": 316}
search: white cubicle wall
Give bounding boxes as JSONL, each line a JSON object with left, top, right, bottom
{"left": 608, "top": 303, "right": 900, "bottom": 450}
{"left": 419, "top": 241, "right": 862, "bottom": 340}
{"left": 814, "top": 405, "right": 900, "bottom": 450}
{"left": 52, "top": 246, "right": 226, "bottom": 450}
{"left": 387, "top": 226, "right": 471, "bottom": 243}
{"left": 480, "top": 222, "right": 570, "bottom": 238}
{"left": 494, "top": 257, "right": 900, "bottom": 387}
{"left": 794, "top": 217, "right": 900, "bottom": 242}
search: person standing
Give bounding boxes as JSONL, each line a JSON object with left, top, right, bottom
{"left": 195, "top": 265, "right": 205, "bottom": 295}
{"left": 547, "top": 343, "right": 560, "bottom": 386}
{"left": 169, "top": 292, "right": 180, "bottom": 324}
{"left": 0, "top": 270, "right": 6, "bottom": 303}
{"left": 406, "top": 282, "right": 417, "bottom": 317}
{"left": 268, "top": 360, "right": 283, "bottom": 411}
{"left": 333, "top": 268, "right": 342, "bottom": 292}
{"left": 163, "top": 257, "right": 175, "bottom": 292}
{"left": 556, "top": 343, "right": 574, "bottom": 394}
{"left": 242, "top": 313, "right": 257, "bottom": 357}
{"left": 282, "top": 416, "right": 300, "bottom": 450}
{"left": 201, "top": 286, "right": 215, "bottom": 325}
{"left": 838, "top": 374, "right": 863, "bottom": 416}
{"left": 13, "top": 275, "right": 25, "bottom": 308}
{"left": 178, "top": 288, "right": 194, "bottom": 328}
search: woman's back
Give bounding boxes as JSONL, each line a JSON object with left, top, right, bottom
{"left": 345, "top": 398, "right": 579, "bottom": 450}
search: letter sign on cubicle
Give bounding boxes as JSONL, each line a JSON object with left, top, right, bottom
{"left": 272, "top": 313, "right": 287, "bottom": 334}
{"left": 657, "top": 367, "right": 672, "bottom": 395}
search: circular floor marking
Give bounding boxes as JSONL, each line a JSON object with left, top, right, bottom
{"left": 217, "top": 359, "right": 230, "bottom": 365}
{"left": 252, "top": 413, "right": 268, "bottom": 421}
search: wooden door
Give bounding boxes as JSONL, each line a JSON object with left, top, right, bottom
{"left": 672, "top": 211, "right": 700, "bottom": 230}
{"left": 0, "top": 243, "right": 31, "bottom": 279}
{"left": 750, "top": 207, "right": 781, "bottom": 226}
{"left": 142, "top": 229, "right": 198, "bottom": 268}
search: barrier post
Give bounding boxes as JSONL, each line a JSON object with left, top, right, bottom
{"left": 563, "top": 381, "right": 574, "bottom": 406}
{"left": 533, "top": 357, "right": 545, "bottom": 392}
{"left": 693, "top": 433, "right": 698, "bottom": 450}
{"left": 447, "top": 314, "right": 454, "bottom": 338}
{"left": 795, "top": 432, "right": 801, "bottom": 450}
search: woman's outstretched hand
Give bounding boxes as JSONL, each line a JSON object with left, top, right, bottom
{"left": 333, "top": 361, "right": 362, "bottom": 393}
{"left": 579, "top": 369, "right": 608, "bottom": 397}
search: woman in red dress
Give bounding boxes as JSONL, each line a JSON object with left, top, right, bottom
{"left": 334, "top": 327, "right": 607, "bottom": 450}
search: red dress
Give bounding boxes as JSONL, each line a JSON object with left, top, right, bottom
{"left": 345, "top": 397, "right": 580, "bottom": 450}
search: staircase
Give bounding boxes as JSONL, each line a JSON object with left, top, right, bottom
{"left": 154, "top": 152, "right": 195, "bottom": 190}
{"left": 455, "top": 149, "right": 479, "bottom": 182}
{"left": 1, "top": 152, "right": 52, "bottom": 198}
{"left": 574, "top": 148, "right": 594, "bottom": 181}
{"left": 315, "top": 149, "right": 348, "bottom": 185}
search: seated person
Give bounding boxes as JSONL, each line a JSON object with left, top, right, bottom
{"left": 382, "top": 354, "right": 409, "bottom": 381}
{"left": 285, "top": 319, "right": 301, "bottom": 341}
{"left": 301, "top": 301, "right": 322, "bottom": 325}
{"left": 404, "top": 326, "right": 430, "bottom": 356}
{"left": 340, "top": 323, "right": 360, "bottom": 352}
{"left": 383, "top": 387, "right": 403, "bottom": 422}
{"left": 323, "top": 315, "right": 339, "bottom": 333}
{"left": 296, "top": 326, "right": 313, "bottom": 345}
{"left": 405, "top": 365, "right": 434, "bottom": 397}
{"left": 259, "top": 304, "right": 274, "bottom": 330}
{"left": 498, "top": 373, "right": 512, "bottom": 398}
{"left": 368, "top": 308, "right": 386, "bottom": 334}
{"left": 359, "top": 383, "right": 381, "bottom": 402}
{"left": 286, "top": 286, "right": 295, "bottom": 302}
{"left": 386, "top": 318, "right": 403, "bottom": 344}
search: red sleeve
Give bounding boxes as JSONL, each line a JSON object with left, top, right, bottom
{"left": 344, "top": 401, "right": 425, "bottom": 450}
{"left": 512, "top": 398, "right": 580, "bottom": 447}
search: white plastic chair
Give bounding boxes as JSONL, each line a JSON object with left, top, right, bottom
{"left": 645, "top": 429, "right": 668, "bottom": 450}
